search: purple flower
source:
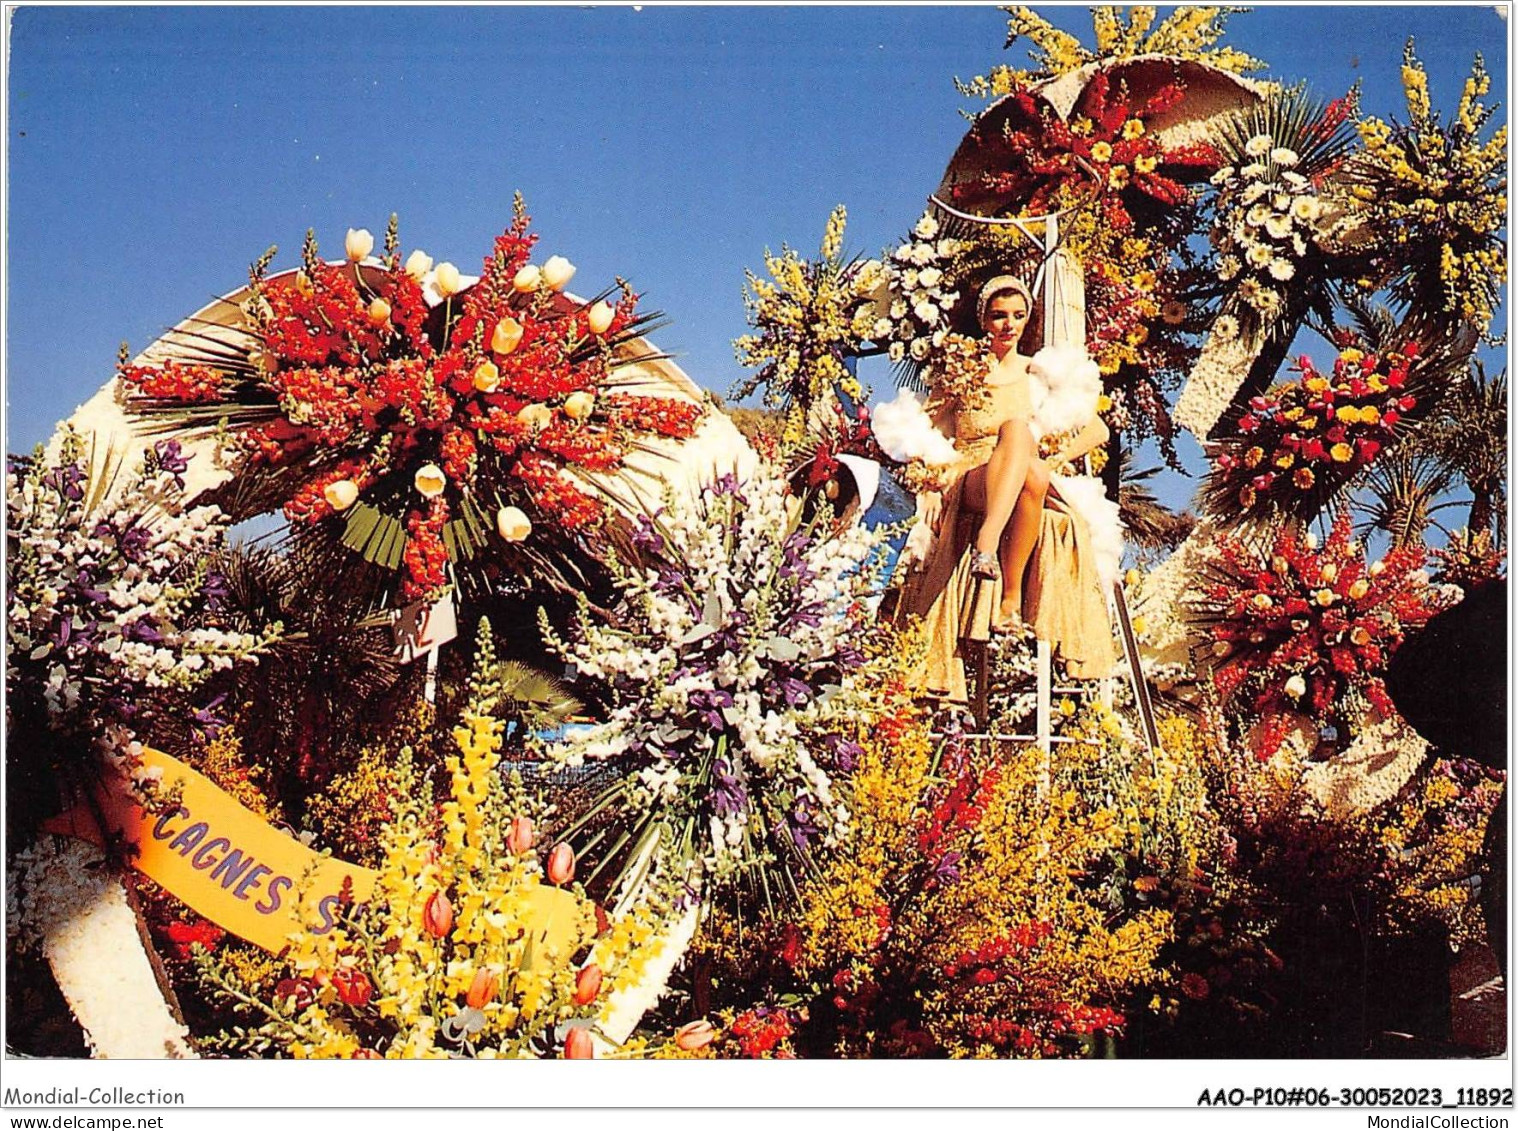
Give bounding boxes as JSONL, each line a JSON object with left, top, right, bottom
{"left": 934, "top": 851, "right": 964, "bottom": 885}
{"left": 125, "top": 618, "right": 164, "bottom": 644}
{"left": 117, "top": 522, "right": 152, "bottom": 562}
{"left": 778, "top": 534, "right": 814, "bottom": 583}
{"left": 652, "top": 566, "right": 685, "bottom": 597}
{"left": 711, "top": 472, "right": 739, "bottom": 497}
{"left": 688, "top": 687, "right": 734, "bottom": 730}
{"left": 630, "top": 512, "right": 668, "bottom": 556}
{"left": 769, "top": 674, "right": 813, "bottom": 708}
{"left": 71, "top": 571, "right": 110, "bottom": 604}
{"left": 44, "top": 462, "right": 86, "bottom": 502}
{"left": 786, "top": 602, "right": 824, "bottom": 630}
{"left": 192, "top": 693, "right": 228, "bottom": 741}
{"left": 153, "top": 439, "right": 189, "bottom": 480}
{"left": 788, "top": 796, "right": 823, "bottom": 852}
{"left": 826, "top": 735, "right": 864, "bottom": 773}
{"left": 201, "top": 570, "right": 231, "bottom": 612}
{"left": 710, "top": 757, "right": 748, "bottom": 818}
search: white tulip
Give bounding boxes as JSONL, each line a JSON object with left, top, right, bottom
{"left": 563, "top": 391, "right": 596, "bottom": 420}
{"left": 405, "top": 249, "right": 434, "bottom": 281}
{"left": 1283, "top": 674, "right": 1307, "bottom": 699}
{"left": 541, "top": 255, "right": 576, "bottom": 291}
{"left": 345, "top": 228, "right": 374, "bottom": 262}
{"left": 491, "top": 317, "right": 524, "bottom": 355}
{"left": 517, "top": 403, "right": 552, "bottom": 431}
{"left": 433, "top": 262, "right": 463, "bottom": 297}
{"left": 513, "top": 264, "right": 542, "bottom": 293}
{"left": 496, "top": 505, "right": 531, "bottom": 542}
{"left": 473, "top": 361, "right": 501, "bottom": 393}
{"left": 586, "top": 301, "right": 615, "bottom": 335}
{"left": 323, "top": 479, "right": 359, "bottom": 511}
{"left": 414, "top": 464, "right": 447, "bottom": 498}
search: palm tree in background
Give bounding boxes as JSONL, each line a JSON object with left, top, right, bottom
{"left": 1421, "top": 361, "right": 1507, "bottom": 549}
{"left": 1352, "top": 446, "right": 1461, "bottom": 550}
{"left": 1118, "top": 451, "right": 1196, "bottom": 557}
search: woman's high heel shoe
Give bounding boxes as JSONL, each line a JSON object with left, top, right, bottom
{"left": 968, "top": 550, "right": 1001, "bottom": 581}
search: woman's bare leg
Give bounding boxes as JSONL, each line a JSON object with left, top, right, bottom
{"left": 973, "top": 419, "right": 1035, "bottom": 560}
{"left": 999, "top": 460, "right": 1049, "bottom": 618}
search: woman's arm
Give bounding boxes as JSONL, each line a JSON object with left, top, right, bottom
{"left": 1052, "top": 416, "right": 1109, "bottom": 468}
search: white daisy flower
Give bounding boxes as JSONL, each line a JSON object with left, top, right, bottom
{"left": 1218, "top": 255, "right": 1242, "bottom": 281}
{"left": 1245, "top": 134, "right": 1273, "bottom": 157}
{"left": 1246, "top": 203, "right": 1272, "bottom": 226}
{"left": 1270, "top": 147, "right": 1300, "bottom": 167}
{"left": 1242, "top": 182, "right": 1271, "bottom": 203}
{"left": 1247, "top": 244, "right": 1274, "bottom": 268}
{"left": 1265, "top": 214, "right": 1293, "bottom": 240}
{"left": 1281, "top": 170, "right": 1309, "bottom": 188}
{"left": 1268, "top": 257, "right": 1296, "bottom": 281}
{"left": 1210, "top": 166, "right": 1236, "bottom": 185}
{"left": 913, "top": 214, "right": 940, "bottom": 240}
{"left": 1214, "top": 313, "right": 1241, "bottom": 340}
{"left": 1241, "top": 162, "right": 1268, "bottom": 179}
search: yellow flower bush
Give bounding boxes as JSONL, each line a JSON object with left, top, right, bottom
{"left": 695, "top": 626, "right": 1176, "bottom": 1058}
{"left": 959, "top": 6, "right": 1265, "bottom": 98}
{"left": 194, "top": 621, "right": 678, "bottom": 1058}
{"left": 1352, "top": 40, "right": 1507, "bottom": 332}
{"left": 732, "top": 205, "right": 881, "bottom": 448}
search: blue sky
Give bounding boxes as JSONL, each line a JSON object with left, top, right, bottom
{"left": 6, "top": 4, "right": 1509, "bottom": 512}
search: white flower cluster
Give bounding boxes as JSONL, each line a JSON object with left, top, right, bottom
{"left": 6, "top": 835, "right": 196, "bottom": 1057}
{"left": 6, "top": 432, "right": 274, "bottom": 750}
{"left": 878, "top": 212, "right": 965, "bottom": 365}
{"left": 545, "top": 467, "right": 889, "bottom": 879}
{"left": 1209, "top": 134, "right": 1325, "bottom": 323}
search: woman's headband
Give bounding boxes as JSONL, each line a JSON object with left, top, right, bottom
{"left": 976, "top": 274, "right": 1033, "bottom": 325}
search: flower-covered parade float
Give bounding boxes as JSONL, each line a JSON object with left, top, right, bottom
{"left": 6, "top": 7, "right": 1506, "bottom": 1062}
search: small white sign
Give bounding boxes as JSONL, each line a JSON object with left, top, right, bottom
{"left": 392, "top": 592, "right": 458, "bottom": 664}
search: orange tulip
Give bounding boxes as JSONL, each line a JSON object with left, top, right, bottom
{"left": 466, "top": 968, "right": 500, "bottom": 1009}
{"left": 507, "top": 816, "right": 536, "bottom": 855}
{"left": 367, "top": 298, "right": 392, "bottom": 327}
{"left": 547, "top": 843, "right": 575, "bottom": 885}
{"left": 564, "top": 1027, "right": 595, "bottom": 1059}
{"left": 423, "top": 891, "right": 453, "bottom": 938}
{"left": 675, "top": 1019, "right": 716, "bottom": 1050}
{"left": 574, "top": 964, "right": 602, "bottom": 1005}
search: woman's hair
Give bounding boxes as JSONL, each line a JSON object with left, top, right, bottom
{"left": 976, "top": 274, "right": 1034, "bottom": 328}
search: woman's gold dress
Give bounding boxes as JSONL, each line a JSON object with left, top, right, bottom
{"left": 895, "top": 373, "right": 1116, "bottom": 703}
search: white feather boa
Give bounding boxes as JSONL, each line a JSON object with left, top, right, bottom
{"left": 1028, "top": 345, "right": 1122, "bottom": 591}
{"left": 871, "top": 388, "right": 958, "bottom": 465}
{"left": 1049, "top": 473, "right": 1123, "bottom": 592}
{"left": 1027, "top": 344, "right": 1103, "bottom": 442}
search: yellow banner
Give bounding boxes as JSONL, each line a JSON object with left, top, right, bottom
{"left": 47, "top": 747, "right": 583, "bottom": 958}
